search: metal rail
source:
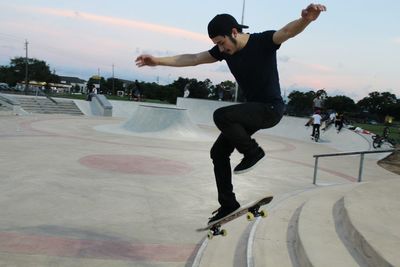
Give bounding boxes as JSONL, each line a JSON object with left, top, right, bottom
{"left": 313, "top": 149, "right": 396, "bottom": 184}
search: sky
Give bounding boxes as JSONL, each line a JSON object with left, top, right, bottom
{"left": 0, "top": 0, "right": 399, "bottom": 101}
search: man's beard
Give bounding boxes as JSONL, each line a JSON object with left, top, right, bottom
{"left": 222, "top": 35, "right": 238, "bottom": 55}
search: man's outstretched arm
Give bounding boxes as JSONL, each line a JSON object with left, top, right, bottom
{"left": 273, "top": 3, "right": 326, "bottom": 45}
{"left": 135, "top": 51, "right": 217, "bottom": 67}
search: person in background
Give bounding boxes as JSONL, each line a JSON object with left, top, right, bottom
{"left": 335, "top": 113, "right": 345, "bottom": 133}
{"left": 311, "top": 110, "right": 322, "bottom": 139}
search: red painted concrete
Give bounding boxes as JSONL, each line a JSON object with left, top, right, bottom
{"left": 0, "top": 232, "right": 197, "bottom": 262}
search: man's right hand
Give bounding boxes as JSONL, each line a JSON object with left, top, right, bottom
{"left": 135, "top": 54, "right": 157, "bottom": 67}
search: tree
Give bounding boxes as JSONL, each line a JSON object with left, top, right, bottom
{"left": 185, "top": 79, "right": 209, "bottom": 99}
{"left": 87, "top": 76, "right": 106, "bottom": 94}
{"left": 0, "top": 57, "right": 59, "bottom": 87}
{"left": 211, "top": 80, "right": 236, "bottom": 101}
{"left": 357, "top": 91, "right": 397, "bottom": 121}
{"left": 105, "top": 78, "right": 124, "bottom": 95}
{"left": 315, "top": 88, "right": 328, "bottom": 99}
{"left": 170, "top": 77, "right": 213, "bottom": 100}
{"left": 324, "top": 95, "right": 358, "bottom": 113}
{"left": 287, "top": 90, "right": 315, "bottom": 116}
{"left": 171, "top": 77, "right": 192, "bottom": 98}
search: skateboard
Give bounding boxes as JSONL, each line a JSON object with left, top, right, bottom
{"left": 196, "top": 196, "right": 273, "bottom": 239}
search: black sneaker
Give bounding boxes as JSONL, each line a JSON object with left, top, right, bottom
{"left": 208, "top": 203, "right": 240, "bottom": 225}
{"left": 233, "top": 147, "right": 265, "bottom": 174}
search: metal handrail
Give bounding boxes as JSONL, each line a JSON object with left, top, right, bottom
{"left": 313, "top": 149, "right": 396, "bottom": 184}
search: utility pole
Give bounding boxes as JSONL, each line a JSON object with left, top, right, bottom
{"left": 112, "top": 64, "right": 115, "bottom": 94}
{"left": 235, "top": 0, "right": 246, "bottom": 102}
{"left": 241, "top": 0, "right": 246, "bottom": 24}
{"left": 24, "top": 40, "right": 29, "bottom": 95}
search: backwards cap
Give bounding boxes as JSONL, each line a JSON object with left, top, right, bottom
{"left": 207, "top": 14, "right": 249, "bottom": 38}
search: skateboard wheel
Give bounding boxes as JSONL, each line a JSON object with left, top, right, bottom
{"left": 260, "top": 209, "right": 268, "bottom": 218}
{"left": 220, "top": 229, "right": 227, "bottom": 237}
{"left": 246, "top": 212, "right": 255, "bottom": 221}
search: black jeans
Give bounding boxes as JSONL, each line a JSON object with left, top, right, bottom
{"left": 210, "top": 102, "right": 284, "bottom": 208}
{"left": 312, "top": 124, "right": 320, "bottom": 137}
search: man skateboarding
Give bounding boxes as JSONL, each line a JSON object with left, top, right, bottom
{"left": 135, "top": 3, "right": 326, "bottom": 224}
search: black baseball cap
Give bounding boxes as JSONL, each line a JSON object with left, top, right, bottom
{"left": 207, "top": 14, "right": 249, "bottom": 39}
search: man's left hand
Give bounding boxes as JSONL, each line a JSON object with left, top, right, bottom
{"left": 301, "top": 4, "right": 327, "bottom": 22}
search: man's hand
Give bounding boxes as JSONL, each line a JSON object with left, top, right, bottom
{"left": 301, "top": 4, "right": 327, "bottom": 22}
{"left": 135, "top": 54, "right": 158, "bottom": 67}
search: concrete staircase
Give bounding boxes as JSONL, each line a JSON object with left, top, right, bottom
{"left": 0, "top": 102, "right": 11, "bottom": 111}
{"left": 0, "top": 102, "right": 12, "bottom": 115}
{"left": 13, "top": 95, "right": 83, "bottom": 115}
{"left": 193, "top": 179, "right": 400, "bottom": 267}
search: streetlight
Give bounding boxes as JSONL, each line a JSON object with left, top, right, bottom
{"left": 241, "top": 0, "right": 246, "bottom": 24}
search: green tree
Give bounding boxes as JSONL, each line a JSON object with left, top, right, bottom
{"left": 170, "top": 77, "right": 212, "bottom": 100}
{"left": 171, "top": 77, "right": 192, "bottom": 98}
{"left": 211, "top": 80, "right": 236, "bottom": 101}
{"left": 105, "top": 78, "right": 124, "bottom": 95}
{"left": 0, "top": 57, "right": 59, "bottom": 87}
{"left": 357, "top": 91, "right": 397, "bottom": 121}
{"left": 287, "top": 90, "right": 315, "bottom": 116}
{"left": 315, "top": 88, "right": 328, "bottom": 99}
{"left": 87, "top": 76, "right": 106, "bottom": 94}
{"left": 324, "top": 95, "right": 358, "bottom": 113}
{"left": 187, "top": 79, "right": 211, "bottom": 99}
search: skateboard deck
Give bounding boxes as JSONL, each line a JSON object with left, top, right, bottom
{"left": 196, "top": 195, "right": 273, "bottom": 239}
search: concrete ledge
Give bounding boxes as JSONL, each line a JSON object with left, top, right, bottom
{"left": 92, "top": 94, "right": 112, "bottom": 116}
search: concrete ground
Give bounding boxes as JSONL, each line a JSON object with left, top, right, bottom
{"left": 0, "top": 98, "right": 398, "bottom": 266}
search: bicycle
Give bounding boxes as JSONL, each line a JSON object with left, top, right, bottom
{"left": 372, "top": 134, "right": 396, "bottom": 149}
{"left": 314, "top": 130, "right": 320, "bottom": 142}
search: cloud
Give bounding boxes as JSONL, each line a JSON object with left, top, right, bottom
{"left": 394, "top": 37, "right": 400, "bottom": 45}
{"left": 213, "top": 64, "right": 230, "bottom": 73}
{"left": 27, "top": 6, "right": 210, "bottom": 43}
{"left": 278, "top": 55, "right": 290, "bottom": 63}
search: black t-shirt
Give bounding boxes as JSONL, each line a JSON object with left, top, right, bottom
{"left": 209, "top": 30, "right": 283, "bottom": 105}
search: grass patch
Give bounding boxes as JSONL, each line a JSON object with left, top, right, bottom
{"left": 353, "top": 123, "right": 400, "bottom": 144}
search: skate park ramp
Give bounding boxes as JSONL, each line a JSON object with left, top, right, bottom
{"left": 90, "top": 97, "right": 379, "bottom": 153}
{"left": 95, "top": 104, "right": 212, "bottom": 141}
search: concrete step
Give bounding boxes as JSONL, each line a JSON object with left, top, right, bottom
{"left": 253, "top": 188, "right": 318, "bottom": 267}
{"left": 251, "top": 185, "right": 361, "bottom": 267}
{"left": 196, "top": 217, "right": 251, "bottom": 267}
{"left": 14, "top": 96, "right": 83, "bottom": 115}
{"left": 256, "top": 180, "right": 400, "bottom": 267}
{"left": 194, "top": 187, "right": 316, "bottom": 267}
{"left": 0, "top": 103, "right": 11, "bottom": 111}
{"left": 341, "top": 179, "right": 400, "bottom": 267}
{"left": 194, "top": 180, "right": 400, "bottom": 267}
{"left": 296, "top": 184, "right": 359, "bottom": 267}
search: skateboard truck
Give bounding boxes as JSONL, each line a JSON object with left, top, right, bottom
{"left": 207, "top": 205, "right": 268, "bottom": 239}
{"left": 246, "top": 205, "right": 268, "bottom": 221}
{"left": 208, "top": 225, "right": 227, "bottom": 239}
